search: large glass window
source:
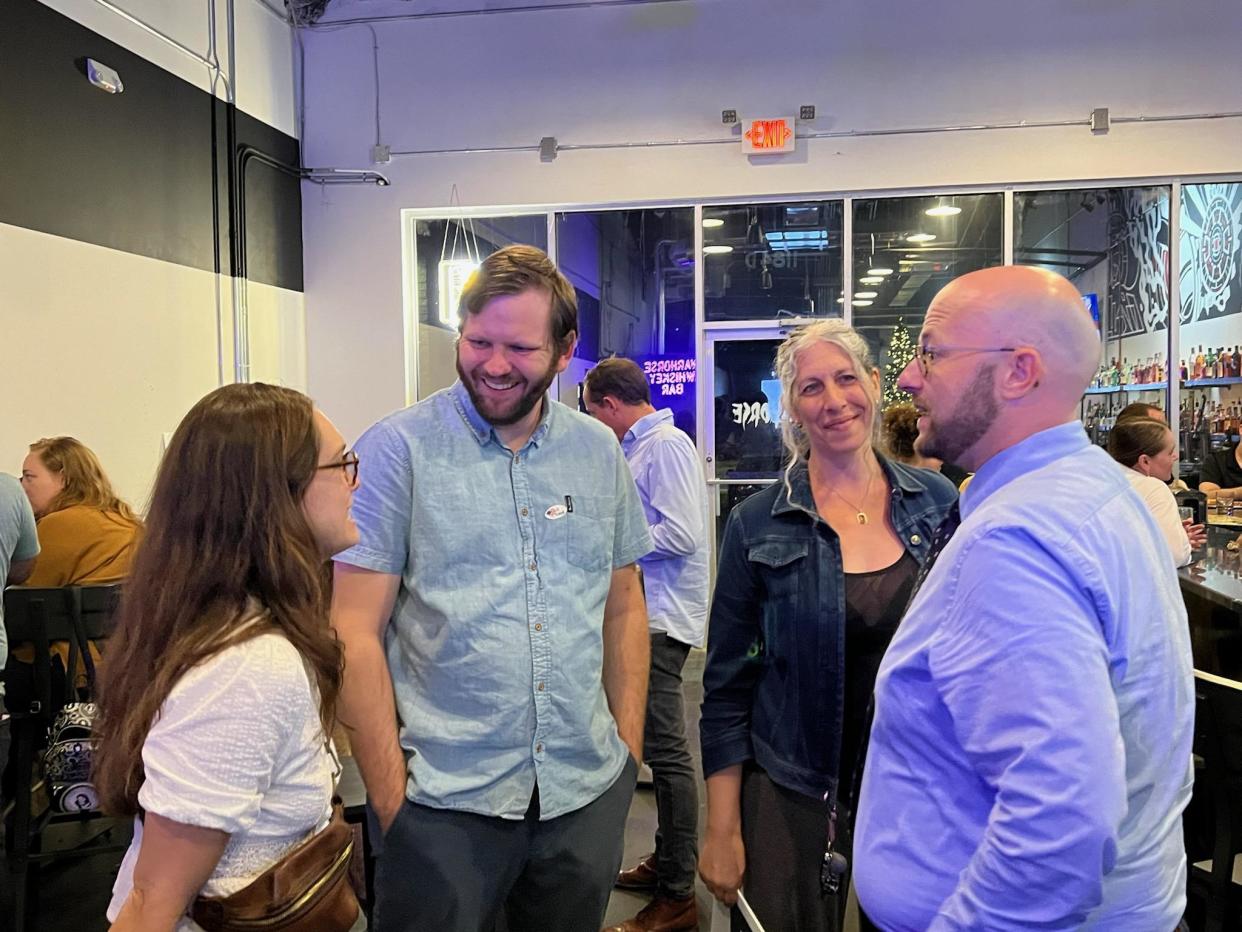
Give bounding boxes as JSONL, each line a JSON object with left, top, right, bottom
{"left": 850, "top": 194, "right": 1003, "bottom": 403}
{"left": 702, "top": 200, "right": 843, "bottom": 321}
{"left": 412, "top": 215, "right": 548, "bottom": 399}
{"left": 1179, "top": 183, "right": 1242, "bottom": 482}
{"left": 554, "top": 208, "right": 698, "bottom": 440}
{"left": 1016, "top": 186, "right": 1171, "bottom": 451}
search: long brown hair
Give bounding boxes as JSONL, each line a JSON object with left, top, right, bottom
{"left": 94, "top": 384, "right": 344, "bottom": 815}
{"left": 29, "top": 437, "right": 139, "bottom": 524}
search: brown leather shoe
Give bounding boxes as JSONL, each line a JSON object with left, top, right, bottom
{"left": 614, "top": 852, "right": 658, "bottom": 890}
{"left": 602, "top": 894, "right": 698, "bottom": 932}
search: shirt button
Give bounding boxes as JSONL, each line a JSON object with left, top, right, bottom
{"left": 911, "top": 534, "right": 922, "bottom": 545}
{"left": 534, "top": 623, "right": 542, "bottom": 631}
{"left": 529, "top": 561, "right": 537, "bottom": 571}
{"left": 537, "top": 682, "right": 545, "bottom": 691}
{"left": 535, "top": 742, "right": 543, "bottom": 753}
{"left": 514, "top": 454, "right": 521, "bottom": 463}
{"left": 521, "top": 507, "right": 529, "bottom": 516}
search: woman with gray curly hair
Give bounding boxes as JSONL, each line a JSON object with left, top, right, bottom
{"left": 698, "top": 320, "right": 957, "bottom": 930}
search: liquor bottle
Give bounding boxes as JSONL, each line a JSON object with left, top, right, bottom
{"left": 1180, "top": 357, "right": 1189, "bottom": 381}
{"left": 1208, "top": 346, "right": 1219, "bottom": 380}
{"left": 1232, "top": 345, "right": 1241, "bottom": 378}
{"left": 1195, "top": 346, "right": 1206, "bottom": 380}
{"left": 1155, "top": 352, "right": 1165, "bottom": 383}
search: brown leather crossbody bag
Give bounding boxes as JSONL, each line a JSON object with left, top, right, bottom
{"left": 190, "top": 800, "right": 359, "bottom": 932}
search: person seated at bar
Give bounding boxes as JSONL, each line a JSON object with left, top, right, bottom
{"left": 20, "top": 437, "right": 141, "bottom": 587}
{"left": 1199, "top": 438, "right": 1242, "bottom": 496}
{"left": 95, "top": 383, "right": 360, "bottom": 931}
{"left": 881, "top": 401, "right": 970, "bottom": 488}
{"left": 698, "top": 320, "right": 956, "bottom": 931}
{"left": 1108, "top": 416, "right": 1204, "bottom": 565}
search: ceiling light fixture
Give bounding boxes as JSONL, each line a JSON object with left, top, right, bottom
{"left": 703, "top": 245, "right": 734, "bottom": 255}
{"left": 853, "top": 291, "right": 878, "bottom": 299}
{"left": 866, "top": 266, "right": 893, "bottom": 276}
{"left": 851, "top": 299, "right": 874, "bottom": 307}
{"left": 702, "top": 218, "right": 725, "bottom": 228}
{"left": 906, "top": 232, "right": 937, "bottom": 243}
{"left": 925, "top": 203, "right": 962, "bottom": 217}
{"left": 859, "top": 276, "right": 883, "bottom": 285}
{"left": 302, "top": 167, "right": 391, "bottom": 186}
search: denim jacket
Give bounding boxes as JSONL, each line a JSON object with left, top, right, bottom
{"left": 699, "top": 455, "right": 958, "bottom": 801}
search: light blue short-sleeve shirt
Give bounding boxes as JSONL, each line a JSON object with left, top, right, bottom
{"left": 1, "top": 473, "right": 40, "bottom": 673}
{"left": 337, "top": 382, "right": 652, "bottom": 820}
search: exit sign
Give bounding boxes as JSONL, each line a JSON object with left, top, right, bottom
{"left": 742, "top": 116, "right": 796, "bottom": 154}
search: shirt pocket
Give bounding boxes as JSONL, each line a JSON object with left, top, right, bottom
{"left": 566, "top": 493, "right": 617, "bottom": 572}
{"left": 747, "top": 540, "right": 810, "bottom": 657}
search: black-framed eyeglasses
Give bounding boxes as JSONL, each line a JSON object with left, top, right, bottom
{"left": 317, "top": 450, "right": 359, "bottom": 486}
{"left": 912, "top": 344, "right": 1017, "bottom": 376}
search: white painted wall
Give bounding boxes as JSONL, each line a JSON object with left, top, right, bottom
{"left": 299, "top": 0, "right": 1242, "bottom": 443}
{"left": 0, "top": 0, "right": 302, "bottom": 507}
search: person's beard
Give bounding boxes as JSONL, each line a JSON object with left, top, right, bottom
{"left": 457, "top": 353, "right": 561, "bottom": 427}
{"left": 916, "top": 364, "right": 1000, "bottom": 467}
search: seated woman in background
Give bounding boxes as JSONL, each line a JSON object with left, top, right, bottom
{"left": 880, "top": 401, "right": 970, "bottom": 489}
{"left": 95, "top": 383, "right": 360, "bottom": 931}
{"left": 1108, "top": 415, "right": 1205, "bottom": 566}
{"left": 20, "top": 437, "right": 141, "bottom": 586}
{"left": 699, "top": 321, "right": 957, "bottom": 931}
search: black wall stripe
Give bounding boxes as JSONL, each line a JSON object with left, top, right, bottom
{"left": 0, "top": 0, "right": 303, "bottom": 292}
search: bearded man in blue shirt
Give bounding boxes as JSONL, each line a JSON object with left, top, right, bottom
{"left": 332, "top": 245, "right": 653, "bottom": 932}
{"left": 853, "top": 266, "right": 1194, "bottom": 930}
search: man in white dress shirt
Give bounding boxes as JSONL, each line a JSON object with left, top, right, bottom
{"left": 585, "top": 357, "right": 710, "bottom": 932}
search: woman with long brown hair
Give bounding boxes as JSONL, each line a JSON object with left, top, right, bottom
{"left": 95, "top": 383, "right": 359, "bottom": 931}
{"left": 20, "top": 436, "right": 142, "bottom": 586}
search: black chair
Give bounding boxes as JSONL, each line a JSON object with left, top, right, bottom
{"left": 1189, "top": 669, "right": 1242, "bottom": 932}
{"left": 2, "top": 584, "right": 124, "bottom": 932}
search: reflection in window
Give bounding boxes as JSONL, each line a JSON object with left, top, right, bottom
{"left": 412, "top": 216, "right": 548, "bottom": 399}
{"left": 703, "top": 201, "right": 843, "bottom": 321}
{"left": 1016, "top": 187, "right": 1171, "bottom": 451}
{"left": 554, "top": 209, "right": 698, "bottom": 440}
{"left": 851, "top": 194, "right": 1003, "bottom": 404}
{"left": 1179, "top": 183, "right": 1242, "bottom": 474}
{"left": 713, "top": 339, "right": 786, "bottom": 481}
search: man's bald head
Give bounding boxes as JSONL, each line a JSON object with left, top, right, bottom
{"left": 926, "top": 266, "right": 1102, "bottom": 403}
{"left": 898, "top": 266, "right": 1102, "bottom": 471}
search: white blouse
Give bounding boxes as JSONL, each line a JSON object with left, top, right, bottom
{"left": 1123, "top": 468, "right": 1193, "bottom": 567}
{"left": 107, "top": 631, "right": 335, "bottom": 929}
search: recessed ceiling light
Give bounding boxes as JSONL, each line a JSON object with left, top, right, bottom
{"left": 703, "top": 244, "right": 733, "bottom": 255}
{"left": 851, "top": 299, "right": 874, "bottom": 307}
{"left": 859, "top": 276, "right": 883, "bottom": 285}
{"left": 906, "top": 233, "right": 937, "bottom": 243}
{"left": 866, "top": 267, "right": 893, "bottom": 276}
{"left": 853, "top": 291, "right": 878, "bottom": 299}
{"left": 836, "top": 297, "right": 845, "bottom": 303}
{"left": 925, "top": 205, "right": 962, "bottom": 217}
{"left": 702, "top": 218, "right": 725, "bottom": 228}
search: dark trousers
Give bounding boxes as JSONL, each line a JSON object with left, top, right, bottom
{"left": 372, "top": 754, "right": 637, "bottom": 932}
{"left": 645, "top": 631, "right": 698, "bottom": 898}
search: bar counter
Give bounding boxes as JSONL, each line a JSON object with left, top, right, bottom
{"left": 1181, "top": 524, "right": 1242, "bottom": 678}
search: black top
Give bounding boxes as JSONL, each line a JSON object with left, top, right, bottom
{"left": 940, "top": 461, "right": 970, "bottom": 488}
{"left": 1201, "top": 446, "right": 1242, "bottom": 490}
{"left": 840, "top": 551, "right": 919, "bottom": 792}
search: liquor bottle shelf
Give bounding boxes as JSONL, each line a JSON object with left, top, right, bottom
{"left": 1084, "top": 382, "right": 1168, "bottom": 395}
{"left": 1183, "top": 377, "right": 1242, "bottom": 388}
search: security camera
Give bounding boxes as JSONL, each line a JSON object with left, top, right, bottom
{"left": 86, "top": 59, "right": 123, "bottom": 94}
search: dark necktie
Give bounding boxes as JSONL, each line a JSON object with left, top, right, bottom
{"left": 905, "top": 500, "right": 962, "bottom": 611}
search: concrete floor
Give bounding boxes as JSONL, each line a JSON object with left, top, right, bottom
{"left": 2, "top": 650, "right": 715, "bottom": 931}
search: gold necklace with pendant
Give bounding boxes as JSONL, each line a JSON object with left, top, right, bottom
{"left": 828, "top": 465, "right": 877, "bottom": 525}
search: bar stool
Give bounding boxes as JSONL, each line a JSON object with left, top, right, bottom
{"left": 1189, "top": 669, "right": 1242, "bottom": 932}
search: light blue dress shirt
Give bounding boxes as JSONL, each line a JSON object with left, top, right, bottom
{"left": 337, "top": 382, "right": 652, "bottom": 820}
{"left": 622, "top": 409, "right": 710, "bottom": 648}
{"left": 0, "top": 473, "right": 40, "bottom": 676}
{"left": 855, "top": 422, "right": 1194, "bottom": 930}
